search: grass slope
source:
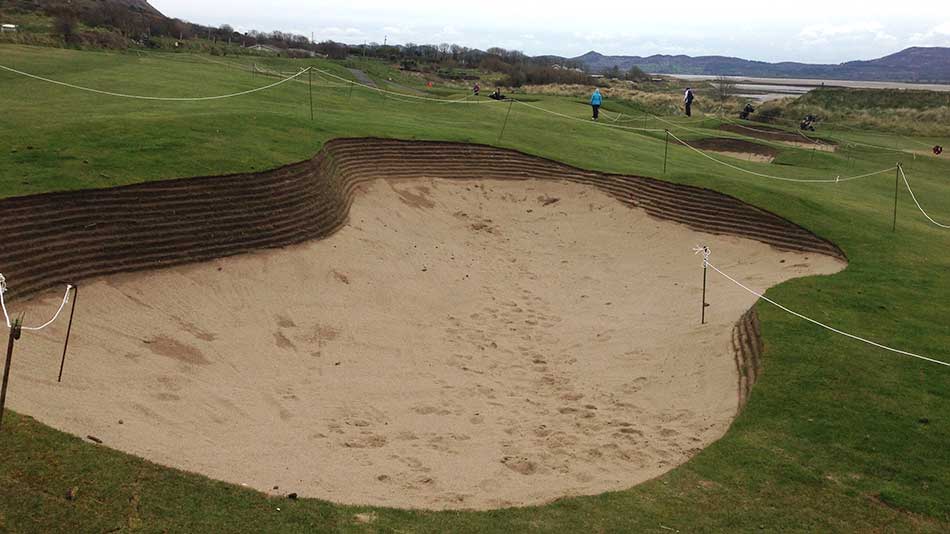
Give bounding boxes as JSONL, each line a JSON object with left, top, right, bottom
{"left": 2, "top": 44, "right": 950, "bottom": 533}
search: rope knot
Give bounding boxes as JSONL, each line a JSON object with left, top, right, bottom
{"left": 692, "top": 245, "right": 711, "bottom": 266}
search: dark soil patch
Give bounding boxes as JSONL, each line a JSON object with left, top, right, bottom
{"left": 685, "top": 137, "right": 779, "bottom": 158}
{"left": 719, "top": 124, "right": 836, "bottom": 148}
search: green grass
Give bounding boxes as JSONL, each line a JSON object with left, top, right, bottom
{"left": 2, "top": 44, "right": 950, "bottom": 532}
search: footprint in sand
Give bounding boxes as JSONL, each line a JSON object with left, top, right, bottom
{"left": 501, "top": 456, "right": 538, "bottom": 475}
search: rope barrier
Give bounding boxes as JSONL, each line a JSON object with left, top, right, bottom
{"left": 252, "top": 64, "right": 347, "bottom": 88}
{"left": 900, "top": 166, "right": 950, "bottom": 229}
{"left": 667, "top": 131, "right": 896, "bottom": 183}
{"left": 310, "top": 67, "right": 500, "bottom": 104}
{"left": 511, "top": 99, "right": 666, "bottom": 133}
{"left": 699, "top": 251, "right": 950, "bottom": 368}
{"left": 651, "top": 114, "right": 718, "bottom": 137}
{"left": 0, "top": 274, "right": 72, "bottom": 331}
{"left": 0, "top": 64, "right": 310, "bottom": 101}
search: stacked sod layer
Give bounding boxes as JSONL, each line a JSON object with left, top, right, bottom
{"left": 0, "top": 138, "right": 845, "bottom": 406}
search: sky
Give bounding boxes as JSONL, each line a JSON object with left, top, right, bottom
{"left": 150, "top": 0, "right": 950, "bottom": 63}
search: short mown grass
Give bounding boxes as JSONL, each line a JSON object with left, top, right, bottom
{"left": 1, "top": 44, "right": 950, "bottom": 532}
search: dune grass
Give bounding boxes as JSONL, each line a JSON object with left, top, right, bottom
{"left": 2, "top": 44, "right": 950, "bottom": 532}
{"left": 758, "top": 88, "right": 950, "bottom": 137}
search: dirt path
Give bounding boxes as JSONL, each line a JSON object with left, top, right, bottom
{"left": 9, "top": 178, "right": 844, "bottom": 510}
{"left": 347, "top": 68, "right": 377, "bottom": 88}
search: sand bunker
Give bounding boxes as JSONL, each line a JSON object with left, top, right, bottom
{"left": 683, "top": 137, "right": 779, "bottom": 163}
{"left": 719, "top": 124, "right": 837, "bottom": 152}
{"left": 9, "top": 177, "right": 843, "bottom": 510}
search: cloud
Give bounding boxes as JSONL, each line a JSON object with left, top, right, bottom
{"left": 798, "top": 21, "right": 896, "bottom": 45}
{"left": 909, "top": 21, "right": 950, "bottom": 45}
{"left": 382, "top": 26, "right": 412, "bottom": 35}
{"left": 315, "top": 26, "right": 366, "bottom": 41}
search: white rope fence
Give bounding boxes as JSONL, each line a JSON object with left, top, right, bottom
{"left": 668, "top": 131, "right": 896, "bottom": 184}
{"left": 900, "top": 166, "right": 950, "bottom": 229}
{"left": 0, "top": 274, "right": 72, "bottom": 332}
{"left": 0, "top": 64, "right": 310, "bottom": 101}
{"left": 696, "top": 248, "right": 950, "bottom": 368}
{"left": 512, "top": 99, "right": 666, "bottom": 133}
{"left": 310, "top": 67, "right": 500, "bottom": 104}
{"left": 655, "top": 115, "right": 802, "bottom": 152}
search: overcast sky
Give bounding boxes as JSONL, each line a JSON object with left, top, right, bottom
{"left": 150, "top": 0, "right": 950, "bottom": 63}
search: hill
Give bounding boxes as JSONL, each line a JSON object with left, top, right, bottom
{"left": 571, "top": 47, "right": 950, "bottom": 83}
{"left": 3, "top": 0, "right": 164, "bottom": 17}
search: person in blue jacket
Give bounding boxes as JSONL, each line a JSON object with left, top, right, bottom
{"left": 590, "top": 88, "right": 603, "bottom": 120}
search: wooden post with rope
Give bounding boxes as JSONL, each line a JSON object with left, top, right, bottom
{"left": 663, "top": 129, "right": 670, "bottom": 174}
{"left": 308, "top": 68, "right": 314, "bottom": 121}
{"left": 498, "top": 98, "right": 514, "bottom": 143}
{"left": 0, "top": 315, "right": 22, "bottom": 431}
{"left": 893, "top": 163, "right": 902, "bottom": 232}
{"left": 58, "top": 285, "right": 78, "bottom": 383}
{"left": 701, "top": 258, "right": 709, "bottom": 325}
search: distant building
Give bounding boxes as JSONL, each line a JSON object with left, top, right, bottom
{"left": 1, "top": 24, "right": 17, "bottom": 33}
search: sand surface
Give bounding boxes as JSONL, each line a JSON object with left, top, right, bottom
{"left": 8, "top": 178, "right": 844, "bottom": 510}
{"left": 706, "top": 150, "right": 774, "bottom": 163}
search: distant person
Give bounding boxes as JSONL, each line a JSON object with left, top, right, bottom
{"left": 739, "top": 103, "right": 755, "bottom": 120}
{"left": 590, "top": 88, "right": 603, "bottom": 120}
{"left": 684, "top": 87, "right": 695, "bottom": 117}
{"left": 473, "top": 82, "right": 480, "bottom": 96}
{"left": 800, "top": 114, "right": 818, "bottom": 131}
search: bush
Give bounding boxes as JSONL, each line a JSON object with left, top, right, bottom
{"left": 624, "top": 66, "right": 649, "bottom": 82}
{"left": 86, "top": 30, "right": 128, "bottom": 50}
{"left": 53, "top": 14, "right": 78, "bottom": 44}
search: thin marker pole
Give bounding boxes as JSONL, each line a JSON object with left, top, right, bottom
{"left": 498, "top": 98, "right": 514, "bottom": 143}
{"left": 58, "top": 285, "right": 78, "bottom": 383}
{"left": 701, "top": 261, "right": 708, "bottom": 325}
{"left": 893, "top": 163, "right": 901, "bottom": 232}
{"left": 663, "top": 129, "right": 670, "bottom": 174}
{"left": 0, "top": 317, "right": 22, "bottom": 431}
{"left": 348, "top": 80, "right": 355, "bottom": 101}
{"left": 308, "top": 68, "right": 314, "bottom": 121}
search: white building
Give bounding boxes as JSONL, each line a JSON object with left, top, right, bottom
{"left": 1, "top": 24, "right": 18, "bottom": 33}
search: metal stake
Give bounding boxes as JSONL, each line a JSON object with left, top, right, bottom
{"left": 58, "top": 285, "right": 78, "bottom": 383}
{"left": 0, "top": 316, "right": 22, "bottom": 431}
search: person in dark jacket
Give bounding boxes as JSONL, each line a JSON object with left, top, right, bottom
{"left": 590, "top": 88, "right": 603, "bottom": 120}
{"left": 684, "top": 87, "right": 695, "bottom": 117}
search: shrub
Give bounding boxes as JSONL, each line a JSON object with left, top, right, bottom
{"left": 53, "top": 14, "right": 79, "bottom": 44}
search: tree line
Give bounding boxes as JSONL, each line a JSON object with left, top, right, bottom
{"left": 8, "top": 0, "right": 647, "bottom": 86}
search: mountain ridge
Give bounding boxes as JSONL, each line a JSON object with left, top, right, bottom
{"left": 568, "top": 47, "right": 950, "bottom": 83}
